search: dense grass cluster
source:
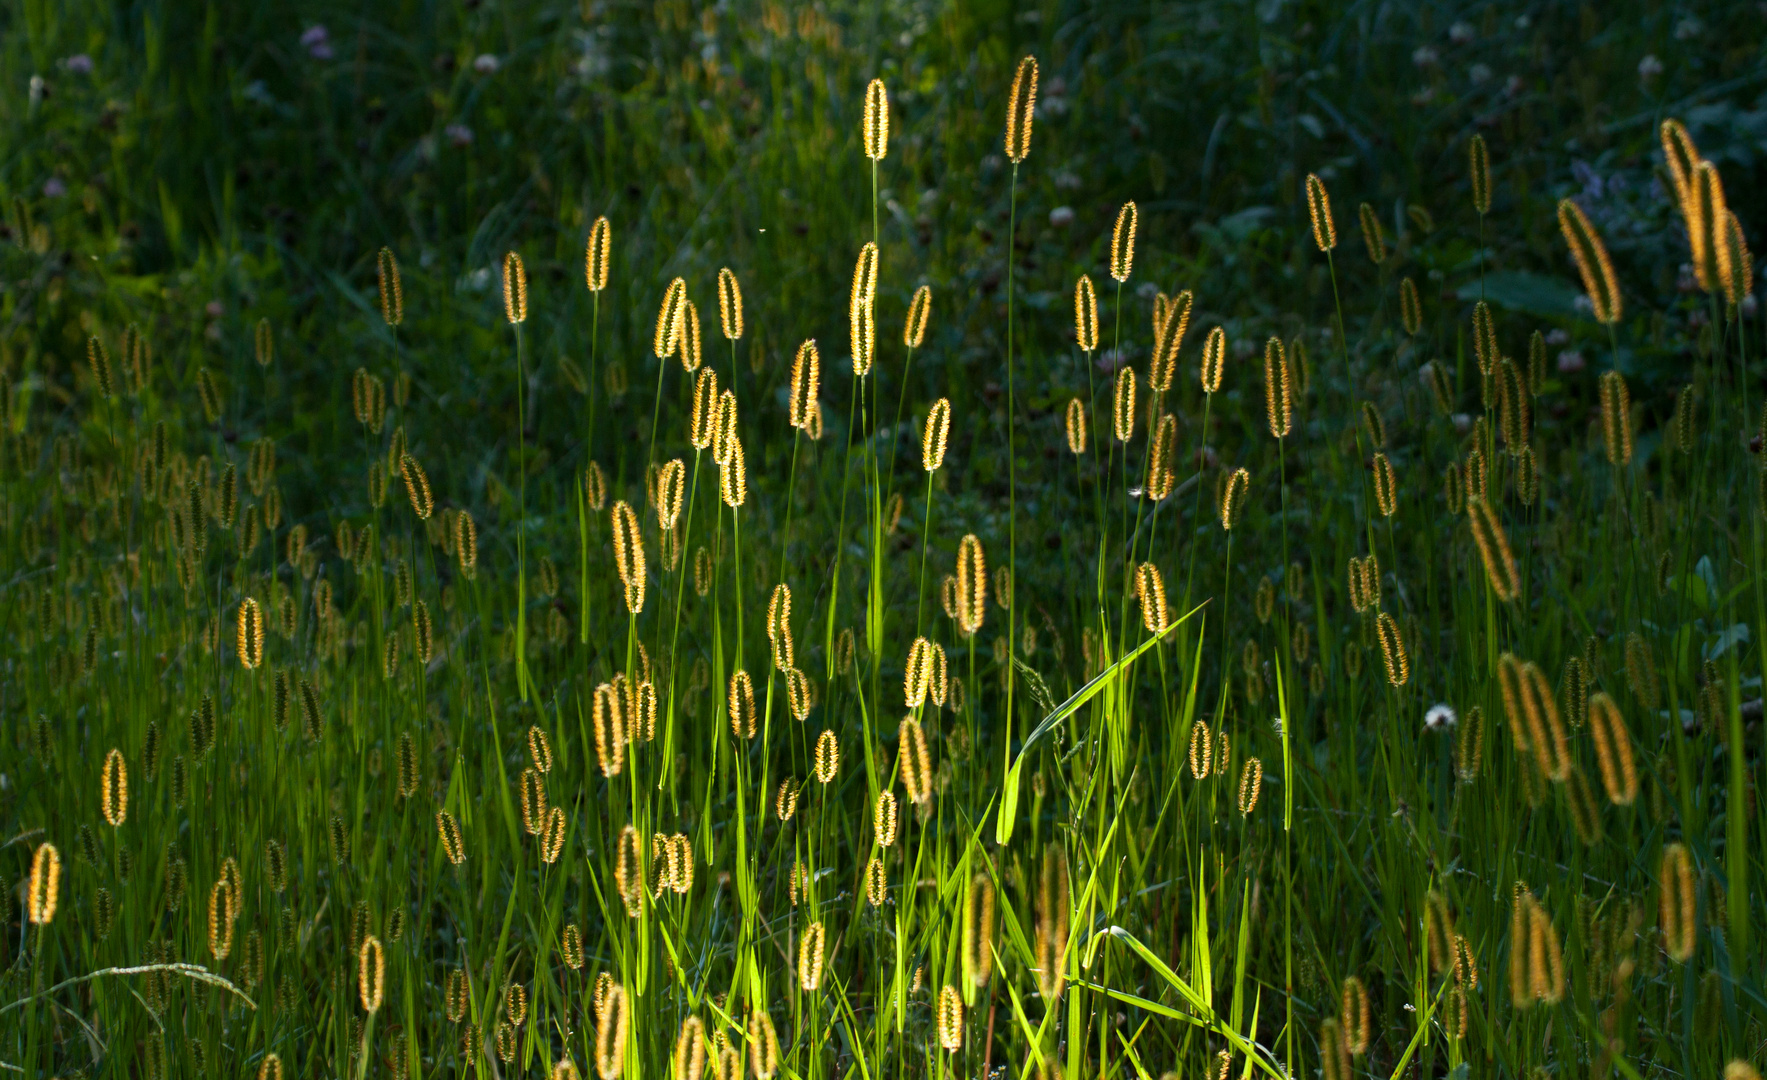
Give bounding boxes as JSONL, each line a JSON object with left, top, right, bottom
{"left": 4, "top": 3, "right": 1767, "bottom": 1079}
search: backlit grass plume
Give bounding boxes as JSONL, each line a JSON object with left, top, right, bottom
{"left": 1305, "top": 173, "right": 1336, "bottom": 251}
{"left": 1003, "top": 56, "right": 1038, "bottom": 164}
{"left": 850, "top": 243, "right": 879, "bottom": 376}
{"left": 1074, "top": 275, "right": 1098, "bottom": 352}
{"left": 611, "top": 501, "right": 646, "bottom": 613}
{"left": 790, "top": 341, "right": 819, "bottom": 431}
{"left": 1110, "top": 201, "right": 1137, "bottom": 282}
{"left": 923, "top": 398, "right": 951, "bottom": 471}
{"left": 863, "top": 78, "right": 889, "bottom": 161}
{"left": 586, "top": 216, "right": 611, "bottom": 292}
{"left": 1557, "top": 198, "right": 1621, "bottom": 324}
{"left": 503, "top": 252, "right": 528, "bottom": 324}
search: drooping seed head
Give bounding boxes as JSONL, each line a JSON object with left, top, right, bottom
{"left": 923, "top": 398, "right": 952, "bottom": 471}
{"left": 1466, "top": 496, "right": 1519, "bottom": 601}
{"left": 1305, "top": 173, "right": 1336, "bottom": 251}
{"left": 1660, "top": 119, "right": 1700, "bottom": 209}
{"left": 1557, "top": 198, "right": 1622, "bottom": 324}
{"left": 1003, "top": 56, "right": 1039, "bottom": 164}
{"left": 502, "top": 252, "right": 528, "bottom": 324}
{"left": 1691, "top": 161, "right": 1726, "bottom": 293}
{"left": 1110, "top": 201, "right": 1138, "bottom": 282}
{"left": 863, "top": 77, "right": 889, "bottom": 160}
{"left": 1074, "top": 275, "right": 1099, "bottom": 352}
{"left": 1149, "top": 290, "right": 1192, "bottom": 392}
{"left": 1718, "top": 209, "right": 1753, "bottom": 307}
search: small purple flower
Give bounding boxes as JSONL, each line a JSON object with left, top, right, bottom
{"left": 1546, "top": 328, "right": 1570, "bottom": 346}
{"left": 205, "top": 299, "right": 226, "bottom": 318}
{"left": 42, "top": 178, "right": 66, "bottom": 198}
{"left": 446, "top": 123, "right": 475, "bottom": 148}
{"left": 473, "top": 54, "right": 500, "bottom": 74}
{"left": 1048, "top": 206, "right": 1075, "bottom": 228}
{"left": 301, "top": 25, "right": 332, "bottom": 59}
{"left": 1556, "top": 350, "right": 1586, "bottom": 374}
{"left": 64, "top": 54, "right": 93, "bottom": 75}
{"left": 1638, "top": 54, "right": 1664, "bottom": 80}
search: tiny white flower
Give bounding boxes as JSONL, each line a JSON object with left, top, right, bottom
{"left": 1469, "top": 63, "right": 1493, "bottom": 85}
{"left": 1449, "top": 21, "right": 1475, "bottom": 44}
{"left": 473, "top": 54, "right": 501, "bottom": 74}
{"left": 1637, "top": 54, "right": 1664, "bottom": 79}
{"left": 1424, "top": 703, "right": 1457, "bottom": 731}
{"left": 1271, "top": 716, "right": 1285, "bottom": 738}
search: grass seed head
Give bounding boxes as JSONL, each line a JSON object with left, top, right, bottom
{"left": 502, "top": 252, "right": 528, "bottom": 324}
{"left": 955, "top": 534, "right": 988, "bottom": 635}
{"left": 437, "top": 811, "right": 467, "bottom": 865}
{"left": 850, "top": 242, "right": 879, "bottom": 375}
{"left": 728, "top": 669, "right": 757, "bottom": 739}
{"left": 905, "top": 284, "right": 932, "bottom": 348}
{"left": 358, "top": 935, "right": 385, "bottom": 1012}
{"left": 963, "top": 872, "right": 997, "bottom": 988}
{"left": 655, "top": 278, "right": 688, "bottom": 358}
{"left": 677, "top": 298, "right": 703, "bottom": 372}
{"left": 1466, "top": 496, "right": 1518, "bottom": 601}
{"left": 1003, "top": 56, "right": 1038, "bottom": 163}
{"left": 1375, "top": 612, "right": 1409, "bottom": 686}
{"left": 1660, "top": 842, "right": 1697, "bottom": 962}
{"left": 595, "top": 982, "right": 629, "bottom": 1079}
{"left": 1189, "top": 721, "right": 1213, "bottom": 779}
{"left": 922, "top": 397, "right": 953, "bottom": 471}
{"left": 798, "top": 919, "right": 827, "bottom": 989}
{"left": 1341, "top": 975, "right": 1371, "bottom": 1055}
{"left": 610, "top": 501, "right": 647, "bottom": 612}
{"left": 655, "top": 458, "right": 686, "bottom": 530}
{"left": 585, "top": 216, "right": 611, "bottom": 292}
{"left": 720, "top": 435, "right": 747, "bottom": 508}
{"left": 101, "top": 747, "right": 127, "bottom": 827}
{"left": 1200, "top": 326, "right": 1226, "bottom": 393}
{"left": 1719, "top": 209, "right": 1753, "bottom": 307}
{"left": 1469, "top": 133, "right": 1491, "bottom": 214}
{"left": 1557, "top": 198, "right": 1622, "bottom": 324}
{"left": 237, "top": 597, "right": 265, "bottom": 669}
{"left": 875, "top": 789, "right": 900, "bottom": 846}
{"left": 88, "top": 335, "right": 114, "bottom": 398}
{"left": 1598, "top": 370, "right": 1633, "bottom": 467}
{"left": 1074, "top": 274, "right": 1098, "bottom": 351}
{"left": 674, "top": 1017, "right": 708, "bottom": 1080}
{"left": 690, "top": 368, "right": 719, "bottom": 450}
{"left": 1399, "top": 277, "right": 1421, "bottom": 335}
{"left": 1358, "top": 203, "right": 1386, "bottom": 263}
{"left": 1371, "top": 452, "right": 1398, "bottom": 517}
{"left": 863, "top": 77, "right": 889, "bottom": 160}
{"left": 1136, "top": 562, "right": 1170, "bottom": 632}
{"left": 1064, "top": 397, "right": 1088, "bottom": 455}
{"left": 1219, "top": 467, "right": 1250, "bottom": 530}
{"left": 1149, "top": 290, "right": 1191, "bottom": 392}
{"left": 541, "top": 805, "right": 568, "bottom": 863}
{"left": 1691, "top": 161, "right": 1726, "bottom": 292}
{"left": 27, "top": 842, "right": 60, "bottom": 924}
{"left": 1237, "top": 756, "right": 1263, "bottom": 814}
{"left": 1305, "top": 173, "right": 1336, "bottom": 251}
{"left": 376, "top": 247, "right": 405, "bottom": 324}
{"left": 937, "top": 985, "right": 965, "bottom": 1051}
{"left": 1111, "top": 201, "right": 1138, "bottom": 281}
{"left": 789, "top": 340, "right": 820, "bottom": 430}
{"left": 1113, "top": 365, "right": 1137, "bottom": 442}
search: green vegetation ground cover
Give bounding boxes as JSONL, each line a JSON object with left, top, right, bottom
{"left": 3, "top": 0, "right": 1767, "bottom": 1077}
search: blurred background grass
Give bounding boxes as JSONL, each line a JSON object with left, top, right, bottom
{"left": 7, "top": 0, "right": 1767, "bottom": 534}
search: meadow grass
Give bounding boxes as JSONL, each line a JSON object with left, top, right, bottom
{"left": 2, "top": 2, "right": 1767, "bottom": 1078}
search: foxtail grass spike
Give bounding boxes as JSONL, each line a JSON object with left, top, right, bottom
{"left": 863, "top": 78, "right": 889, "bottom": 161}
{"left": 1264, "top": 337, "right": 1291, "bottom": 438}
{"left": 1358, "top": 203, "right": 1386, "bottom": 264}
{"left": 503, "top": 252, "right": 528, "bottom": 324}
{"left": 789, "top": 341, "right": 819, "bottom": 430}
{"left": 1305, "top": 173, "right": 1336, "bottom": 251}
{"left": 1110, "top": 201, "right": 1137, "bottom": 282}
{"left": 850, "top": 243, "right": 879, "bottom": 376}
{"left": 1469, "top": 134, "right": 1491, "bottom": 215}
{"left": 1065, "top": 398, "right": 1088, "bottom": 454}
{"left": 1074, "top": 275, "right": 1098, "bottom": 352}
{"left": 586, "top": 217, "right": 611, "bottom": 292}
{"left": 1201, "top": 326, "right": 1226, "bottom": 393}
{"left": 1004, "top": 56, "right": 1038, "bottom": 163}
{"left": 905, "top": 284, "right": 932, "bottom": 348}
{"left": 923, "top": 398, "right": 951, "bottom": 471}
{"left": 1557, "top": 198, "right": 1622, "bottom": 324}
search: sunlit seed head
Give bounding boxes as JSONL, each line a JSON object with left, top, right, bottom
{"left": 850, "top": 243, "right": 879, "bottom": 376}
{"left": 719, "top": 436, "right": 747, "bottom": 508}
{"left": 1136, "top": 562, "right": 1171, "bottom": 632}
{"left": 1108, "top": 201, "right": 1139, "bottom": 282}
{"left": 654, "top": 459, "right": 686, "bottom": 532}
{"left": 1304, "top": 173, "right": 1336, "bottom": 251}
{"left": 1073, "top": 275, "right": 1099, "bottom": 352}
{"left": 585, "top": 216, "right": 611, "bottom": 293}
{"left": 784, "top": 667, "right": 813, "bottom": 722}
{"left": 1064, "top": 397, "right": 1089, "bottom": 455}
{"left": 713, "top": 389, "right": 740, "bottom": 464}
{"left": 1371, "top": 452, "right": 1398, "bottom": 517}
{"left": 1145, "top": 415, "right": 1178, "bottom": 500}
{"left": 1263, "top": 338, "right": 1291, "bottom": 438}
{"left": 1557, "top": 198, "right": 1622, "bottom": 324}
{"left": 1691, "top": 161, "right": 1727, "bottom": 293}
{"left": 1468, "top": 134, "right": 1491, "bottom": 215}
{"left": 357, "top": 935, "right": 385, "bottom": 1012}
{"left": 768, "top": 583, "right": 795, "bottom": 669}
{"left": 875, "top": 789, "right": 899, "bottom": 846}
{"left": 518, "top": 767, "right": 548, "bottom": 836}
{"left": 863, "top": 77, "right": 890, "bottom": 160}
{"left": 398, "top": 453, "right": 433, "bottom": 521}
{"left": 905, "top": 284, "right": 932, "bottom": 348}
{"left": 1113, "top": 366, "right": 1137, "bottom": 443}
{"left": 1375, "top": 612, "right": 1409, "bottom": 687}
{"left": 728, "top": 669, "right": 757, "bottom": 739}
{"left": 673, "top": 1017, "right": 708, "bottom": 1080}
{"left": 955, "top": 534, "right": 988, "bottom": 635}
{"left": 677, "top": 298, "right": 703, "bottom": 372}
{"left": 501, "top": 252, "right": 528, "bottom": 324}
{"left": 923, "top": 398, "right": 952, "bottom": 471}
{"left": 1718, "top": 209, "right": 1754, "bottom": 307}
{"left": 592, "top": 682, "right": 626, "bottom": 776}
{"left": 100, "top": 748, "right": 128, "bottom": 827}
{"left": 609, "top": 501, "right": 647, "bottom": 613}
{"left": 813, "top": 730, "right": 840, "bottom": 783}
{"left": 1199, "top": 325, "right": 1227, "bottom": 394}
{"left": 1149, "top": 290, "right": 1191, "bottom": 392}
{"left": 1237, "top": 756, "right": 1263, "bottom": 814}
{"left": 236, "top": 597, "right": 265, "bottom": 670}
{"left": 962, "top": 873, "right": 997, "bottom": 989}
{"left": 1660, "top": 118, "right": 1700, "bottom": 208}
{"left": 1003, "top": 56, "right": 1039, "bottom": 164}
{"left": 654, "top": 278, "right": 688, "bottom": 359}
{"left": 790, "top": 340, "right": 820, "bottom": 431}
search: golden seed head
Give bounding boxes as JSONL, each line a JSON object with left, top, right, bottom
{"left": 899, "top": 716, "right": 932, "bottom": 804}
{"left": 713, "top": 266, "right": 744, "bottom": 341}
{"left": 923, "top": 398, "right": 952, "bottom": 471}
{"left": 398, "top": 452, "right": 433, "bottom": 520}
{"left": 1145, "top": 414, "right": 1178, "bottom": 500}
{"left": 677, "top": 298, "right": 703, "bottom": 373}
{"left": 1468, "top": 134, "right": 1491, "bottom": 215}
{"left": 1136, "top": 562, "right": 1170, "bottom": 632}
{"left": 236, "top": 597, "right": 265, "bottom": 670}
{"left": 455, "top": 510, "right": 479, "bottom": 580}
{"left": 875, "top": 789, "right": 899, "bottom": 846}
{"left": 1358, "top": 203, "right": 1386, "bottom": 264}
{"left": 592, "top": 682, "right": 626, "bottom": 776}
{"left": 865, "top": 854, "right": 888, "bottom": 906}
{"left": 1341, "top": 976, "right": 1371, "bottom": 1056}
{"left": 784, "top": 667, "right": 812, "bottom": 721}
{"left": 586, "top": 216, "right": 611, "bottom": 292}
{"left": 526, "top": 724, "right": 554, "bottom": 774}
{"left": 937, "top": 985, "right": 965, "bottom": 1051}
{"left": 713, "top": 389, "right": 740, "bottom": 465}
{"left": 799, "top": 920, "right": 828, "bottom": 990}
{"left": 1304, "top": 173, "right": 1336, "bottom": 251}
{"left": 1219, "top": 467, "right": 1251, "bottom": 530}
{"left": 1586, "top": 692, "right": 1638, "bottom": 806}
{"left": 1661, "top": 842, "right": 1697, "bottom": 962}
{"left": 502, "top": 252, "right": 528, "bottom": 324}
{"left": 1471, "top": 301, "right": 1499, "bottom": 376}
{"left": 358, "top": 935, "right": 386, "bottom": 1012}
{"left": 719, "top": 436, "right": 747, "bottom": 508}
{"left": 1113, "top": 365, "right": 1137, "bottom": 443}
{"left": 905, "top": 284, "right": 932, "bottom": 348}
{"left": 1111, "top": 201, "right": 1138, "bottom": 282}
{"left": 746, "top": 1006, "right": 780, "bottom": 1080}
{"left": 1237, "top": 756, "right": 1263, "bottom": 815}
{"left": 1074, "top": 274, "right": 1099, "bottom": 352}
{"left": 1557, "top": 198, "right": 1622, "bottom": 324}
{"left": 100, "top": 748, "right": 128, "bottom": 827}
{"left": 519, "top": 766, "right": 548, "bottom": 835}
{"left": 814, "top": 730, "right": 840, "bottom": 783}
{"left": 863, "top": 77, "right": 889, "bottom": 160}
{"left": 377, "top": 247, "right": 405, "bottom": 325}
{"left": 260, "top": 1052, "right": 284, "bottom": 1080}
{"left": 27, "top": 841, "right": 59, "bottom": 926}
{"left": 1003, "top": 55, "right": 1039, "bottom": 163}
{"left": 207, "top": 876, "right": 236, "bottom": 959}
{"left": 540, "top": 805, "right": 568, "bottom": 863}
{"left": 962, "top": 873, "right": 996, "bottom": 988}
{"left": 728, "top": 669, "right": 757, "bottom": 739}
{"left": 850, "top": 243, "right": 879, "bottom": 376}
{"left": 685, "top": 369, "right": 719, "bottom": 451}
{"left": 655, "top": 278, "right": 688, "bottom": 359}
{"left": 1264, "top": 337, "right": 1292, "bottom": 438}
{"left": 1598, "top": 370, "right": 1633, "bottom": 467}
{"left": 610, "top": 501, "right": 647, "bottom": 614}
{"left": 436, "top": 811, "right": 467, "bottom": 865}
{"left": 1375, "top": 612, "right": 1409, "bottom": 686}
{"left": 88, "top": 335, "right": 115, "bottom": 398}
{"left": 1149, "top": 290, "right": 1192, "bottom": 392}
{"left": 1661, "top": 119, "right": 1700, "bottom": 207}
{"left": 655, "top": 458, "right": 686, "bottom": 531}
{"left": 673, "top": 1018, "right": 708, "bottom": 1080}
{"left": 1065, "top": 397, "right": 1088, "bottom": 454}
{"left": 790, "top": 340, "right": 820, "bottom": 430}
{"left": 767, "top": 583, "right": 796, "bottom": 671}
{"left": 1691, "top": 161, "right": 1727, "bottom": 293}
{"left": 595, "top": 982, "right": 629, "bottom": 1079}
{"left": 955, "top": 534, "right": 988, "bottom": 635}
{"left": 1200, "top": 325, "right": 1226, "bottom": 393}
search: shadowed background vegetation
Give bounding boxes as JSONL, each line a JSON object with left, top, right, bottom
{"left": 3, "top": 0, "right": 1767, "bottom": 1077}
